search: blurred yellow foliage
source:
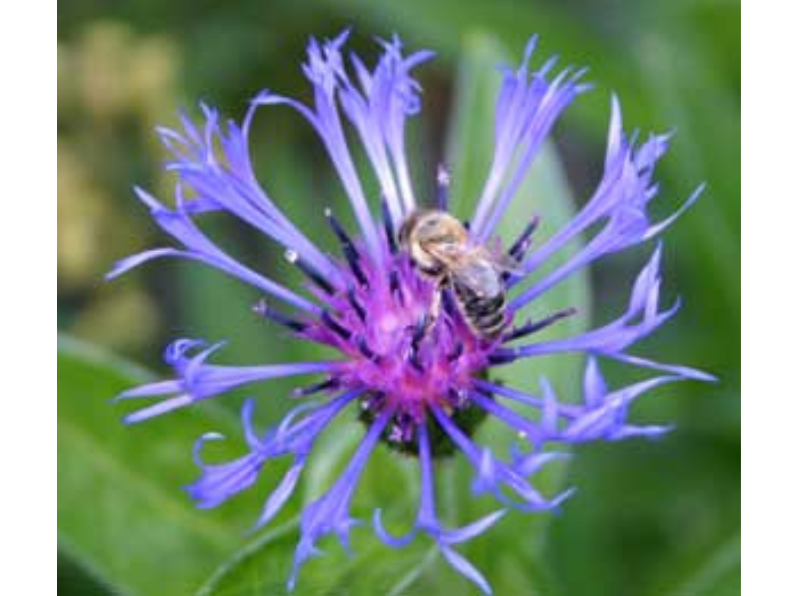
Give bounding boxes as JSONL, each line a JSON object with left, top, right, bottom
{"left": 59, "top": 20, "right": 182, "bottom": 350}
{"left": 71, "top": 284, "right": 161, "bottom": 353}
{"left": 57, "top": 141, "right": 112, "bottom": 290}
{"left": 62, "top": 21, "right": 179, "bottom": 124}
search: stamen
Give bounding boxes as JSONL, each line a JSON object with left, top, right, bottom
{"left": 447, "top": 340, "right": 464, "bottom": 363}
{"left": 447, "top": 388, "right": 468, "bottom": 408}
{"left": 291, "top": 377, "right": 339, "bottom": 397}
{"left": 381, "top": 195, "right": 398, "bottom": 254}
{"left": 252, "top": 299, "right": 307, "bottom": 332}
{"left": 347, "top": 288, "right": 366, "bottom": 321}
{"left": 356, "top": 336, "right": 381, "bottom": 362}
{"left": 285, "top": 249, "right": 335, "bottom": 295}
{"left": 487, "top": 349, "right": 518, "bottom": 365}
{"left": 502, "top": 307, "right": 577, "bottom": 342}
{"left": 441, "top": 289, "right": 457, "bottom": 316}
{"left": 320, "top": 310, "right": 352, "bottom": 340}
{"left": 389, "top": 423, "right": 407, "bottom": 443}
{"left": 389, "top": 270, "right": 404, "bottom": 305}
{"left": 325, "top": 208, "right": 367, "bottom": 286}
{"left": 411, "top": 314, "right": 432, "bottom": 351}
{"left": 361, "top": 390, "right": 385, "bottom": 413}
{"left": 389, "top": 414, "right": 415, "bottom": 443}
{"left": 436, "top": 164, "right": 450, "bottom": 211}
{"left": 408, "top": 344, "right": 424, "bottom": 372}
{"left": 508, "top": 216, "right": 541, "bottom": 261}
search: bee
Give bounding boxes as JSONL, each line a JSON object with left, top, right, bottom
{"left": 398, "top": 210, "right": 518, "bottom": 340}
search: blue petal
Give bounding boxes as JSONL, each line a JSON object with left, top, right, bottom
{"left": 439, "top": 546, "right": 493, "bottom": 595}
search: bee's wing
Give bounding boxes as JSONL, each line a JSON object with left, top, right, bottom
{"left": 422, "top": 240, "right": 471, "bottom": 267}
{"left": 425, "top": 241, "right": 521, "bottom": 275}
{"left": 489, "top": 250, "right": 523, "bottom": 274}
{"left": 472, "top": 244, "right": 523, "bottom": 274}
{"left": 449, "top": 256, "right": 504, "bottom": 299}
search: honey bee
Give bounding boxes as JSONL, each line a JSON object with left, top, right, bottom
{"left": 398, "top": 210, "right": 518, "bottom": 339}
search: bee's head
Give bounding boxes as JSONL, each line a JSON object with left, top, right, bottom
{"left": 400, "top": 210, "right": 466, "bottom": 246}
{"left": 397, "top": 211, "right": 421, "bottom": 250}
{"left": 398, "top": 210, "right": 468, "bottom": 274}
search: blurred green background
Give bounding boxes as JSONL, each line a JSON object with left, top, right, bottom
{"left": 58, "top": 1, "right": 739, "bottom": 595}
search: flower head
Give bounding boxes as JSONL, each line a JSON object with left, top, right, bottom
{"left": 110, "top": 31, "right": 712, "bottom": 594}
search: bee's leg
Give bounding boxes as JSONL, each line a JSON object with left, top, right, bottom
{"left": 414, "top": 275, "right": 450, "bottom": 348}
{"left": 406, "top": 304, "right": 431, "bottom": 372}
{"left": 411, "top": 289, "right": 441, "bottom": 351}
{"left": 428, "top": 273, "right": 455, "bottom": 328}
{"left": 440, "top": 287, "right": 457, "bottom": 317}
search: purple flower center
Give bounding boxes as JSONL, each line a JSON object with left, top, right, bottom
{"left": 297, "top": 228, "right": 502, "bottom": 454}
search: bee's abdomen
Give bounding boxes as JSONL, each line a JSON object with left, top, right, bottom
{"left": 453, "top": 284, "right": 507, "bottom": 339}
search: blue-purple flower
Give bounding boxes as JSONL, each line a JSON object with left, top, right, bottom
{"left": 109, "top": 31, "right": 712, "bottom": 594}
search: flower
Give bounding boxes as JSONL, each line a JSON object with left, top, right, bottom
{"left": 109, "top": 30, "right": 713, "bottom": 594}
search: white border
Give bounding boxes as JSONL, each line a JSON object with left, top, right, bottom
{"left": 1, "top": 2, "right": 57, "bottom": 594}
{"left": 743, "top": 2, "right": 795, "bottom": 594}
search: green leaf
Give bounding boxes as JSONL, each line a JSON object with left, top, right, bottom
{"left": 631, "top": 27, "right": 740, "bottom": 381}
{"left": 58, "top": 549, "right": 119, "bottom": 596}
{"left": 58, "top": 334, "right": 303, "bottom": 595}
{"left": 648, "top": 531, "right": 740, "bottom": 596}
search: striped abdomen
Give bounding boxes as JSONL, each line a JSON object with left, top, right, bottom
{"left": 452, "top": 280, "right": 507, "bottom": 340}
